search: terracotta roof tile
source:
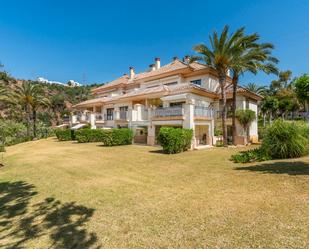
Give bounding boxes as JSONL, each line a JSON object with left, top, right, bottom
{"left": 92, "top": 60, "right": 209, "bottom": 92}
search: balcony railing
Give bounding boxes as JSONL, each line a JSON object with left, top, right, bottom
{"left": 154, "top": 106, "right": 184, "bottom": 117}
{"left": 194, "top": 106, "right": 214, "bottom": 118}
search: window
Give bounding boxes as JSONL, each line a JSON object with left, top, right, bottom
{"left": 164, "top": 82, "right": 177, "bottom": 86}
{"left": 190, "top": 79, "right": 202, "bottom": 86}
{"left": 119, "top": 106, "right": 128, "bottom": 120}
{"left": 106, "top": 108, "right": 114, "bottom": 120}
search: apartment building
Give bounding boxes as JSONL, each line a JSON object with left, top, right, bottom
{"left": 72, "top": 57, "right": 262, "bottom": 148}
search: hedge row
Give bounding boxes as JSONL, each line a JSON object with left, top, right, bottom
{"left": 55, "top": 128, "right": 133, "bottom": 146}
{"left": 54, "top": 129, "right": 75, "bottom": 141}
{"left": 75, "top": 129, "right": 105, "bottom": 143}
{"left": 102, "top": 128, "right": 133, "bottom": 146}
{"left": 157, "top": 127, "right": 193, "bottom": 154}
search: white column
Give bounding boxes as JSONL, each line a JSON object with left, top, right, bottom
{"left": 135, "top": 104, "right": 142, "bottom": 121}
{"left": 128, "top": 106, "right": 133, "bottom": 128}
{"left": 147, "top": 108, "right": 155, "bottom": 145}
{"left": 90, "top": 114, "right": 96, "bottom": 129}
{"left": 71, "top": 115, "right": 77, "bottom": 124}
{"left": 183, "top": 99, "right": 196, "bottom": 149}
{"left": 147, "top": 124, "right": 156, "bottom": 146}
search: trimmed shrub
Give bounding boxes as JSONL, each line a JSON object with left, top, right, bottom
{"left": 54, "top": 129, "right": 75, "bottom": 141}
{"left": 157, "top": 127, "right": 193, "bottom": 154}
{"left": 75, "top": 129, "right": 105, "bottom": 143}
{"left": 102, "top": 128, "right": 133, "bottom": 146}
{"left": 261, "top": 120, "right": 309, "bottom": 159}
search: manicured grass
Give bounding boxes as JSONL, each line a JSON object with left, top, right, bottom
{"left": 1, "top": 138, "right": 308, "bottom": 248}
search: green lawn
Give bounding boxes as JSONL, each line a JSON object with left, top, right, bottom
{"left": 1, "top": 138, "right": 308, "bottom": 249}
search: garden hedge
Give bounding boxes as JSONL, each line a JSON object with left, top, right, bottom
{"left": 75, "top": 129, "right": 105, "bottom": 143}
{"left": 157, "top": 127, "right": 193, "bottom": 154}
{"left": 102, "top": 128, "right": 133, "bottom": 146}
{"left": 54, "top": 129, "right": 75, "bottom": 141}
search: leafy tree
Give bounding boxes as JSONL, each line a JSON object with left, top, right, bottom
{"left": 236, "top": 109, "right": 256, "bottom": 144}
{"left": 260, "top": 96, "right": 279, "bottom": 123}
{"left": 276, "top": 88, "right": 299, "bottom": 119}
{"left": 270, "top": 70, "right": 292, "bottom": 93}
{"left": 294, "top": 74, "right": 309, "bottom": 113}
{"left": 193, "top": 25, "right": 246, "bottom": 146}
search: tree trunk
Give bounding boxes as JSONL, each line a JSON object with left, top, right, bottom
{"left": 246, "top": 124, "right": 250, "bottom": 145}
{"left": 26, "top": 105, "right": 31, "bottom": 138}
{"left": 231, "top": 75, "right": 238, "bottom": 145}
{"left": 219, "top": 75, "right": 228, "bottom": 147}
{"left": 305, "top": 100, "right": 309, "bottom": 112}
{"left": 263, "top": 113, "right": 266, "bottom": 127}
{"left": 33, "top": 109, "right": 37, "bottom": 138}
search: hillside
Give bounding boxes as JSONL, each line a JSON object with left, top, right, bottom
{"left": 0, "top": 71, "right": 103, "bottom": 125}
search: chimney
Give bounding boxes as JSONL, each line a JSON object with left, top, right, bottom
{"left": 173, "top": 56, "right": 178, "bottom": 61}
{"left": 149, "top": 64, "right": 155, "bottom": 71}
{"left": 184, "top": 55, "right": 190, "bottom": 64}
{"left": 129, "top": 67, "right": 135, "bottom": 79}
{"left": 155, "top": 57, "right": 161, "bottom": 70}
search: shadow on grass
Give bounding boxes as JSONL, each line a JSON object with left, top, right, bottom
{"left": 0, "top": 181, "right": 100, "bottom": 249}
{"left": 234, "top": 161, "right": 309, "bottom": 175}
{"left": 149, "top": 149, "right": 166, "bottom": 154}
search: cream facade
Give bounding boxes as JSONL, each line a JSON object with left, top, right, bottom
{"left": 72, "top": 57, "right": 262, "bottom": 148}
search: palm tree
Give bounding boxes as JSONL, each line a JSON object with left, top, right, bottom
{"left": 245, "top": 83, "right": 267, "bottom": 95}
{"left": 229, "top": 38, "right": 278, "bottom": 145}
{"left": 14, "top": 81, "right": 50, "bottom": 138}
{"left": 193, "top": 25, "right": 245, "bottom": 146}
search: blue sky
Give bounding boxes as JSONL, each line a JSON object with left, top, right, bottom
{"left": 0, "top": 0, "right": 308, "bottom": 86}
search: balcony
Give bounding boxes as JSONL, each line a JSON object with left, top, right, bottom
{"left": 153, "top": 106, "right": 184, "bottom": 118}
{"left": 194, "top": 106, "right": 214, "bottom": 119}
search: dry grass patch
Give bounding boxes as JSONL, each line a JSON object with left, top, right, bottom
{"left": 0, "top": 138, "right": 308, "bottom": 248}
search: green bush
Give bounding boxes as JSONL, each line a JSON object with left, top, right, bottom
{"left": 231, "top": 120, "right": 309, "bottom": 163}
{"left": 54, "top": 129, "right": 75, "bottom": 141}
{"left": 75, "top": 129, "right": 105, "bottom": 143}
{"left": 231, "top": 148, "right": 271, "bottom": 163}
{"left": 157, "top": 127, "right": 193, "bottom": 154}
{"left": 261, "top": 120, "right": 309, "bottom": 159}
{"left": 102, "top": 128, "right": 133, "bottom": 146}
{"left": 0, "top": 120, "right": 28, "bottom": 145}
